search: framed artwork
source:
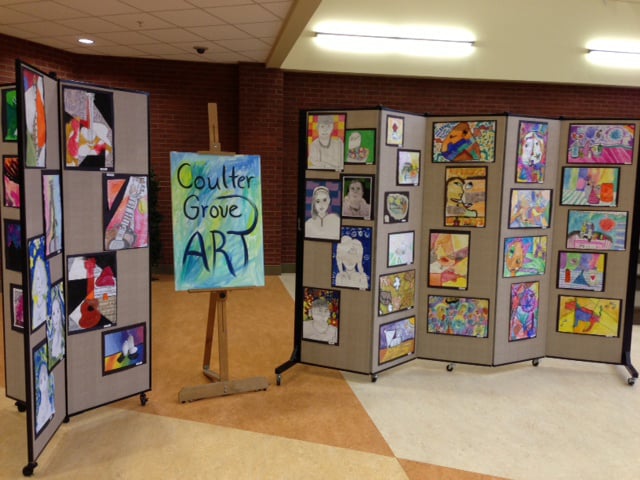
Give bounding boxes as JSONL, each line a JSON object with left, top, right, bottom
{"left": 508, "top": 189, "right": 552, "bottom": 229}
{"left": 432, "top": 120, "right": 496, "bottom": 163}
{"left": 557, "top": 295, "right": 621, "bottom": 337}
{"left": 397, "top": 149, "right": 421, "bottom": 185}
{"left": 304, "top": 178, "right": 342, "bottom": 240}
{"left": 62, "top": 86, "right": 114, "bottom": 170}
{"left": 33, "top": 339, "right": 55, "bottom": 437}
{"left": 516, "top": 120, "right": 548, "bottom": 183}
{"left": 302, "top": 287, "right": 340, "bottom": 345}
{"left": 103, "top": 174, "right": 149, "bottom": 250}
{"left": 566, "top": 210, "right": 627, "bottom": 251}
{"left": 2, "top": 87, "right": 18, "bottom": 142}
{"left": 4, "top": 219, "right": 23, "bottom": 272}
{"left": 10, "top": 284, "right": 24, "bottom": 331}
{"left": 378, "top": 316, "right": 415, "bottom": 365}
{"left": 445, "top": 166, "right": 486, "bottom": 227}
{"left": 567, "top": 123, "right": 635, "bottom": 164}
{"left": 383, "top": 191, "right": 409, "bottom": 224}
{"left": 427, "top": 296, "right": 489, "bottom": 337}
{"left": 28, "top": 235, "right": 50, "bottom": 332}
{"left": 332, "top": 226, "right": 372, "bottom": 290}
{"left": 560, "top": 167, "right": 619, "bottom": 206}
{"left": 42, "top": 171, "right": 63, "bottom": 257}
{"left": 428, "top": 230, "right": 470, "bottom": 290}
{"left": 378, "top": 269, "right": 415, "bottom": 315}
{"left": 307, "top": 112, "right": 346, "bottom": 170}
{"left": 67, "top": 252, "right": 117, "bottom": 334}
{"left": 557, "top": 251, "right": 606, "bottom": 292}
{"left": 3, "top": 155, "right": 20, "bottom": 207}
{"left": 341, "top": 175, "right": 374, "bottom": 219}
{"left": 345, "top": 128, "right": 376, "bottom": 164}
{"left": 503, "top": 236, "right": 548, "bottom": 277}
{"left": 103, "top": 323, "right": 146, "bottom": 375}
{"left": 387, "top": 230, "right": 414, "bottom": 267}
{"left": 22, "top": 67, "right": 46, "bottom": 168}
{"left": 46, "top": 280, "right": 65, "bottom": 370}
{"left": 386, "top": 115, "right": 404, "bottom": 146}
{"left": 509, "top": 281, "right": 539, "bottom": 341}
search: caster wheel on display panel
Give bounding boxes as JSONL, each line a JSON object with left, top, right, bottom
{"left": 276, "top": 374, "right": 282, "bottom": 386}
{"left": 628, "top": 377, "right": 636, "bottom": 386}
{"left": 140, "top": 393, "right": 148, "bottom": 406}
{"left": 532, "top": 358, "right": 540, "bottom": 367}
{"left": 22, "top": 462, "right": 37, "bottom": 477}
{"left": 371, "top": 374, "right": 378, "bottom": 383}
{"left": 446, "top": 363, "right": 454, "bottom": 372}
{"left": 15, "top": 401, "right": 26, "bottom": 413}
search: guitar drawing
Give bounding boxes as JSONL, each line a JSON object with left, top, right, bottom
{"left": 105, "top": 176, "right": 147, "bottom": 250}
{"left": 79, "top": 257, "right": 101, "bottom": 329}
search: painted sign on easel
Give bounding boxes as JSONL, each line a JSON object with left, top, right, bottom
{"left": 170, "top": 152, "right": 264, "bottom": 291}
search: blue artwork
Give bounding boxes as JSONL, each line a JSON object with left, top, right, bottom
{"left": 28, "top": 235, "right": 51, "bottom": 332}
{"left": 332, "top": 226, "right": 372, "bottom": 290}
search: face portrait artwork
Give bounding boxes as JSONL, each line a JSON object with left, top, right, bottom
{"left": 342, "top": 176, "right": 372, "bottom": 219}
{"left": 304, "top": 180, "right": 341, "bottom": 240}
{"left": 332, "top": 226, "right": 372, "bottom": 290}
{"left": 516, "top": 121, "right": 548, "bottom": 183}
{"left": 307, "top": 113, "right": 346, "bottom": 170}
{"left": 302, "top": 287, "right": 340, "bottom": 345}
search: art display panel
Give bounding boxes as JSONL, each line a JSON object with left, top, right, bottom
{"left": 560, "top": 167, "right": 619, "bottom": 207}
{"left": 432, "top": 120, "right": 496, "bottom": 163}
{"left": 42, "top": 171, "right": 63, "bottom": 257}
{"left": 444, "top": 166, "right": 486, "bottom": 227}
{"left": 428, "top": 230, "right": 470, "bottom": 289}
{"left": 103, "top": 174, "right": 149, "bottom": 250}
{"left": 427, "top": 296, "right": 489, "bottom": 337}
{"left": 2, "top": 87, "right": 17, "bottom": 142}
{"left": 503, "top": 235, "right": 547, "bottom": 277}
{"left": 103, "top": 323, "right": 146, "bottom": 375}
{"left": 378, "top": 270, "right": 415, "bottom": 316}
{"left": 378, "top": 316, "right": 416, "bottom": 364}
{"left": 345, "top": 128, "right": 376, "bottom": 164}
{"left": 383, "top": 191, "right": 409, "bottom": 224}
{"left": 567, "top": 123, "right": 635, "bottom": 165}
{"left": 566, "top": 210, "right": 627, "bottom": 251}
{"left": 307, "top": 112, "right": 346, "bottom": 170}
{"left": 557, "top": 295, "right": 621, "bottom": 337}
{"left": 557, "top": 251, "right": 606, "bottom": 292}
{"left": 509, "top": 281, "right": 539, "bottom": 341}
{"left": 302, "top": 287, "right": 340, "bottom": 345}
{"left": 397, "top": 149, "right": 420, "bottom": 186}
{"left": 341, "top": 175, "right": 374, "bottom": 219}
{"left": 3, "top": 154, "right": 20, "bottom": 207}
{"left": 332, "top": 226, "right": 372, "bottom": 290}
{"left": 515, "top": 120, "right": 548, "bottom": 183}
{"left": 304, "top": 178, "right": 342, "bottom": 240}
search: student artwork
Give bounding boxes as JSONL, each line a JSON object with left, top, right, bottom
{"left": 557, "top": 295, "right": 621, "bottom": 337}
{"left": 28, "top": 235, "right": 50, "bottom": 332}
{"left": 386, "top": 115, "right": 404, "bottom": 146}
{"left": 22, "top": 68, "right": 46, "bottom": 168}
{"left": 103, "top": 323, "right": 146, "bottom": 375}
{"left": 170, "top": 153, "right": 264, "bottom": 291}
{"left": 46, "top": 281, "right": 66, "bottom": 369}
{"left": 4, "top": 219, "right": 23, "bottom": 272}
{"left": 63, "top": 86, "right": 114, "bottom": 169}
{"left": 345, "top": 128, "right": 376, "bottom": 164}
{"left": 67, "top": 252, "right": 117, "bottom": 333}
{"left": 103, "top": 174, "right": 149, "bottom": 250}
{"left": 432, "top": 120, "right": 496, "bottom": 163}
{"left": 304, "top": 179, "right": 341, "bottom": 240}
{"left": 33, "top": 340, "right": 55, "bottom": 436}
{"left": 557, "top": 251, "right": 605, "bottom": 292}
{"left": 332, "top": 226, "right": 372, "bottom": 290}
{"left": 516, "top": 121, "right": 548, "bottom": 183}
{"left": 3, "top": 155, "right": 20, "bottom": 207}
{"left": 387, "top": 231, "right": 414, "bottom": 267}
{"left": 2, "top": 88, "right": 18, "bottom": 142}
{"left": 503, "top": 236, "right": 548, "bottom": 277}
{"left": 378, "top": 270, "right": 415, "bottom": 315}
{"left": 307, "top": 112, "right": 346, "bottom": 170}
{"left": 444, "top": 166, "right": 486, "bottom": 227}
{"left": 560, "top": 167, "right": 619, "bottom": 206}
{"left": 509, "top": 281, "right": 539, "bottom": 341}
{"left": 397, "top": 149, "right": 420, "bottom": 185}
{"left": 428, "top": 230, "right": 470, "bottom": 289}
{"left": 508, "top": 189, "right": 551, "bottom": 229}
{"left": 378, "top": 316, "right": 415, "bottom": 364}
{"left": 567, "top": 123, "right": 635, "bottom": 164}
{"left": 427, "top": 296, "right": 489, "bottom": 337}
{"left": 383, "top": 192, "right": 409, "bottom": 223}
{"left": 566, "top": 210, "right": 627, "bottom": 251}
{"left": 302, "top": 287, "right": 340, "bottom": 345}
{"left": 42, "top": 172, "right": 63, "bottom": 257}
{"left": 10, "top": 284, "right": 24, "bottom": 331}
{"left": 341, "top": 175, "right": 373, "bottom": 219}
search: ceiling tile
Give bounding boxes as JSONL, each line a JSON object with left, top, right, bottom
{"left": 152, "top": 9, "right": 225, "bottom": 27}
{"left": 215, "top": 37, "right": 269, "bottom": 51}
{"left": 0, "top": 25, "right": 36, "bottom": 39}
{"left": 236, "top": 20, "right": 281, "bottom": 38}
{"left": 0, "top": 6, "right": 34, "bottom": 23}
{"left": 188, "top": 0, "right": 252, "bottom": 7}
{"left": 95, "top": 30, "right": 159, "bottom": 45}
{"left": 118, "top": 0, "right": 193, "bottom": 11}
{"left": 57, "top": 17, "right": 128, "bottom": 34}
{"left": 205, "top": 4, "right": 278, "bottom": 23}
{"left": 55, "top": 0, "right": 138, "bottom": 16}
{"left": 8, "top": 1, "right": 84, "bottom": 20}
{"left": 103, "top": 12, "right": 174, "bottom": 29}
{"left": 15, "top": 21, "right": 80, "bottom": 35}
{"left": 133, "top": 42, "right": 186, "bottom": 55}
{"left": 173, "top": 41, "right": 229, "bottom": 53}
{"left": 142, "top": 27, "right": 204, "bottom": 43}
{"left": 259, "top": 1, "right": 293, "bottom": 19}
{"left": 188, "top": 24, "right": 250, "bottom": 40}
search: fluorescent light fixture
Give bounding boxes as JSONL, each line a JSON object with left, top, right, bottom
{"left": 587, "top": 48, "right": 640, "bottom": 68}
{"left": 314, "top": 32, "right": 474, "bottom": 58}
{"left": 78, "top": 38, "right": 95, "bottom": 45}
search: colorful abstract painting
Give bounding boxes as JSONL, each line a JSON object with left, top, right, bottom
{"left": 503, "top": 236, "right": 548, "bottom": 277}
{"left": 516, "top": 121, "right": 548, "bottom": 183}
{"left": 307, "top": 112, "right": 346, "bottom": 170}
{"left": 558, "top": 251, "right": 605, "bottom": 292}
{"left": 567, "top": 124, "right": 635, "bottom": 164}
{"left": 557, "top": 296, "right": 621, "bottom": 337}
{"left": 3, "top": 155, "right": 20, "bottom": 207}
{"left": 508, "top": 189, "right": 552, "bottom": 228}
{"left": 4, "top": 219, "right": 23, "bottom": 272}
{"left": 427, "top": 296, "right": 489, "bottom": 337}
{"left": 104, "top": 174, "right": 148, "bottom": 250}
{"left": 386, "top": 115, "right": 404, "bottom": 146}
{"left": 22, "top": 68, "right": 46, "bottom": 168}
{"left": 383, "top": 192, "right": 409, "bottom": 224}
{"left": 433, "top": 120, "right": 496, "bottom": 163}
{"left": 103, "top": 323, "right": 146, "bottom": 375}
{"left": 445, "top": 166, "right": 486, "bottom": 227}
{"left": 332, "top": 226, "right": 372, "bottom": 290}
{"left": 378, "top": 270, "right": 415, "bottom": 316}
{"left": 302, "top": 287, "right": 340, "bottom": 345}
{"left": 397, "top": 149, "right": 420, "bottom": 185}
{"left": 170, "top": 153, "right": 264, "bottom": 291}
{"left": 428, "top": 230, "right": 470, "bottom": 289}
{"left": 10, "top": 284, "right": 24, "bottom": 331}
{"left": 33, "top": 340, "right": 55, "bottom": 436}
{"left": 304, "top": 178, "right": 341, "bottom": 240}
{"left": 345, "top": 128, "right": 376, "bottom": 164}
{"left": 561, "top": 167, "right": 619, "bottom": 206}
{"left": 2, "top": 88, "right": 18, "bottom": 142}
{"left": 379, "top": 316, "right": 415, "bottom": 364}
{"left": 509, "top": 281, "right": 539, "bottom": 341}
{"left": 28, "top": 235, "right": 50, "bottom": 332}
{"left": 42, "top": 172, "right": 63, "bottom": 257}
{"left": 46, "top": 281, "right": 65, "bottom": 369}
{"left": 67, "top": 252, "right": 117, "bottom": 333}
{"left": 388, "top": 231, "right": 414, "bottom": 267}
{"left": 566, "top": 210, "right": 627, "bottom": 251}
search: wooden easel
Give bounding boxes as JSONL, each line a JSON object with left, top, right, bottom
{"left": 178, "top": 104, "right": 269, "bottom": 403}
